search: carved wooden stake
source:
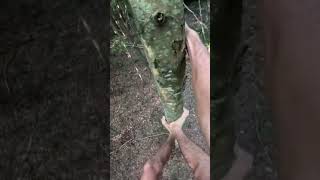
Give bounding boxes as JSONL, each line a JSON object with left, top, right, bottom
{"left": 126, "top": 0, "right": 186, "bottom": 122}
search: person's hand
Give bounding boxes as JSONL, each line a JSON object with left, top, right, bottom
{"left": 184, "top": 23, "right": 210, "bottom": 146}
{"left": 185, "top": 23, "right": 209, "bottom": 62}
{"left": 161, "top": 108, "right": 189, "bottom": 136}
{"left": 185, "top": 23, "right": 201, "bottom": 43}
{"left": 185, "top": 23, "right": 201, "bottom": 60}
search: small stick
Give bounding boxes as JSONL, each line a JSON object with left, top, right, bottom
{"left": 183, "top": 3, "right": 208, "bottom": 30}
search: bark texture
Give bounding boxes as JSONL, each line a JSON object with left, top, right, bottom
{"left": 126, "top": 0, "right": 186, "bottom": 122}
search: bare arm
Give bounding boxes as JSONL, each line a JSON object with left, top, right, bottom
{"left": 162, "top": 108, "right": 210, "bottom": 180}
{"left": 185, "top": 24, "right": 210, "bottom": 146}
{"left": 141, "top": 134, "right": 175, "bottom": 180}
{"left": 172, "top": 125, "right": 210, "bottom": 180}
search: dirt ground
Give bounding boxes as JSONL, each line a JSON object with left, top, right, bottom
{"left": 110, "top": 1, "right": 210, "bottom": 180}
{"left": 0, "top": 0, "right": 108, "bottom": 179}
{"left": 232, "top": 0, "right": 277, "bottom": 179}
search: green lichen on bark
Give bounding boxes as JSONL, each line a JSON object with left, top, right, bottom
{"left": 126, "top": 0, "right": 186, "bottom": 121}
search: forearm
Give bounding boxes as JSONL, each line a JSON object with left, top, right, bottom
{"left": 175, "top": 129, "right": 209, "bottom": 165}
{"left": 153, "top": 134, "right": 175, "bottom": 167}
{"left": 193, "top": 82, "right": 210, "bottom": 146}
{"left": 173, "top": 126, "right": 210, "bottom": 180}
{"left": 148, "top": 134, "right": 175, "bottom": 172}
{"left": 141, "top": 134, "right": 175, "bottom": 180}
{"left": 190, "top": 44, "right": 210, "bottom": 145}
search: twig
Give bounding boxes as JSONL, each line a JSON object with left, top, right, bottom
{"left": 3, "top": 49, "right": 18, "bottom": 94}
{"left": 80, "top": 16, "right": 91, "bottom": 34}
{"left": 111, "top": 133, "right": 168, "bottom": 156}
{"left": 21, "top": 135, "right": 33, "bottom": 161}
{"left": 183, "top": 3, "right": 208, "bottom": 30}
{"left": 198, "top": 0, "right": 206, "bottom": 42}
{"left": 256, "top": 116, "right": 273, "bottom": 165}
{"left": 80, "top": 16, "right": 106, "bottom": 66}
{"left": 134, "top": 66, "right": 143, "bottom": 81}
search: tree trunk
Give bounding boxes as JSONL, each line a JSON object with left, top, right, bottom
{"left": 125, "top": 0, "right": 186, "bottom": 122}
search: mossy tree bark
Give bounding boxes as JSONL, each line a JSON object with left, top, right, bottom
{"left": 126, "top": 0, "right": 186, "bottom": 122}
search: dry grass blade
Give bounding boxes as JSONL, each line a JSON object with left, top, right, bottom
{"left": 183, "top": 2, "right": 208, "bottom": 30}
{"left": 80, "top": 16, "right": 106, "bottom": 65}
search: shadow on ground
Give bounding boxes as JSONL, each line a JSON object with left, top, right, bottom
{"left": 0, "top": 0, "right": 108, "bottom": 179}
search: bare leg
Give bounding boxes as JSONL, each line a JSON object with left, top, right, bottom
{"left": 162, "top": 108, "right": 210, "bottom": 180}
{"left": 185, "top": 24, "right": 210, "bottom": 146}
{"left": 140, "top": 134, "right": 175, "bottom": 180}
{"left": 261, "top": 0, "right": 320, "bottom": 179}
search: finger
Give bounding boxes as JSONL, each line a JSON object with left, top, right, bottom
{"left": 161, "top": 116, "right": 170, "bottom": 130}
{"left": 183, "top": 107, "right": 190, "bottom": 117}
{"left": 161, "top": 116, "right": 167, "bottom": 125}
{"left": 175, "top": 108, "right": 189, "bottom": 124}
